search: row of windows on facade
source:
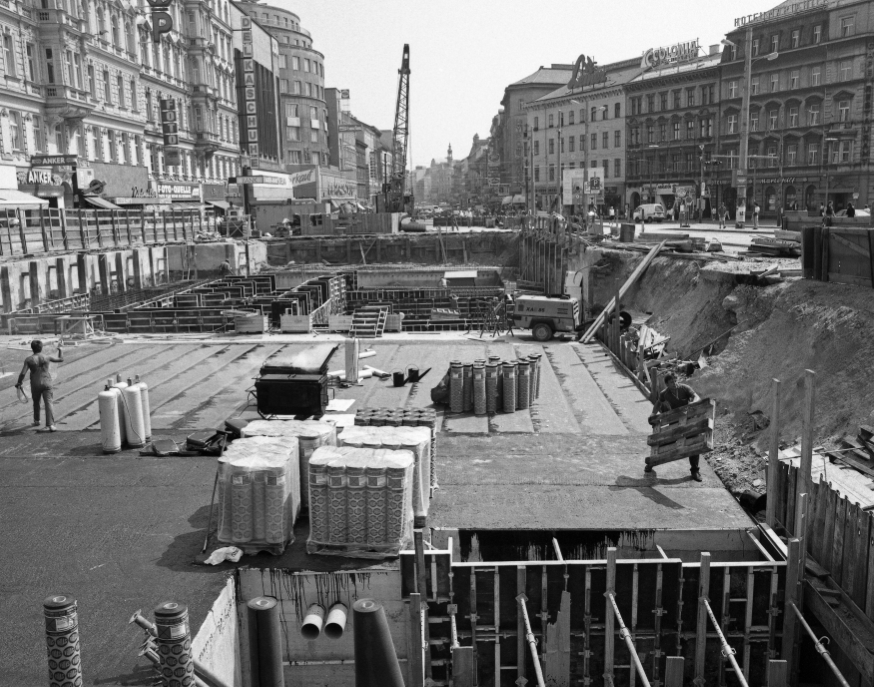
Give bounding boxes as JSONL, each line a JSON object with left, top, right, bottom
{"left": 534, "top": 129, "right": 624, "bottom": 156}
{"left": 724, "top": 15, "right": 854, "bottom": 62}
{"left": 533, "top": 159, "right": 622, "bottom": 182}
{"left": 279, "top": 78, "right": 325, "bottom": 101}
{"left": 277, "top": 54, "right": 323, "bottom": 78}
{"left": 533, "top": 103, "right": 622, "bottom": 130}
{"left": 255, "top": 11, "right": 308, "bottom": 44}
{"left": 3, "top": 114, "right": 240, "bottom": 178}
{"left": 626, "top": 139, "right": 855, "bottom": 176}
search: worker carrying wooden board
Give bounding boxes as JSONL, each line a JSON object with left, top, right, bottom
{"left": 645, "top": 374, "right": 715, "bottom": 483}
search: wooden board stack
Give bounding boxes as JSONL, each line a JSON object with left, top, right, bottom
{"left": 646, "top": 398, "right": 716, "bottom": 468}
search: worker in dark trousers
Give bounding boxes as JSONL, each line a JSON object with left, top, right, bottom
{"left": 16, "top": 339, "right": 63, "bottom": 432}
{"left": 647, "top": 373, "right": 703, "bottom": 482}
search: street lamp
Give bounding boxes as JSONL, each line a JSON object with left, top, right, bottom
{"left": 824, "top": 136, "right": 838, "bottom": 212}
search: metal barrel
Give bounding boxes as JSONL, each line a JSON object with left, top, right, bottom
{"left": 516, "top": 359, "right": 531, "bottom": 410}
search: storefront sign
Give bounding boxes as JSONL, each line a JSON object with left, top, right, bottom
{"left": 734, "top": 0, "right": 827, "bottom": 27}
{"left": 18, "top": 168, "right": 53, "bottom": 185}
{"left": 154, "top": 181, "right": 200, "bottom": 200}
{"left": 641, "top": 39, "right": 700, "bottom": 70}
{"left": 31, "top": 154, "right": 78, "bottom": 167}
{"left": 567, "top": 54, "right": 608, "bottom": 90}
{"left": 321, "top": 177, "right": 357, "bottom": 200}
{"left": 289, "top": 168, "right": 317, "bottom": 187}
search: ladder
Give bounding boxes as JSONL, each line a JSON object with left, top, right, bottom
{"left": 350, "top": 305, "right": 389, "bottom": 338}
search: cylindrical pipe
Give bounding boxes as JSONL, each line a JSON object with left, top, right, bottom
{"left": 301, "top": 603, "right": 325, "bottom": 640}
{"left": 247, "top": 597, "right": 283, "bottom": 687}
{"left": 129, "top": 609, "right": 157, "bottom": 636}
{"left": 324, "top": 603, "right": 348, "bottom": 640}
{"left": 792, "top": 603, "right": 851, "bottom": 687}
{"left": 703, "top": 598, "right": 749, "bottom": 687}
{"left": 352, "top": 598, "right": 404, "bottom": 687}
{"left": 44, "top": 594, "right": 84, "bottom": 687}
{"left": 153, "top": 601, "right": 196, "bottom": 687}
{"left": 608, "top": 593, "right": 651, "bottom": 687}
{"left": 516, "top": 595, "right": 546, "bottom": 687}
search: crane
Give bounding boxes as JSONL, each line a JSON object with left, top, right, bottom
{"left": 383, "top": 44, "right": 412, "bottom": 214}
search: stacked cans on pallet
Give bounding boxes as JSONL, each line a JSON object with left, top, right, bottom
{"left": 306, "top": 446, "right": 415, "bottom": 559}
{"left": 217, "top": 435, "right": 301, "bottom": 555}
{"left": 449, "top": 354, "right": 542, "bottom": 415}
{"left": 338, "top": 425, "right": 432, "bottom": 518}
{"left": 241, "top": 419, "right": 337, "bottom": 511}
{"left": 354, "top": 408, "right": 438, "bottom": 493}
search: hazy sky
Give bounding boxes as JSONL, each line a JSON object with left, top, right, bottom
{"left": 270, "top": 0, "right": 771, "bottom": 167}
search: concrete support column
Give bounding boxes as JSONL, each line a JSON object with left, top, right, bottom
{"left": 55, "top": 258, "right": 68, "bottom": 299}
{"left": 97, "top": 254, "right": 110, "bottom": 295}
{"left": 29, "top": 260, "right": 41, "bottom": 307}
{"left": 132, "top": 249, "right": 144, "bottom": 290}
{"left": 114, "top": 253, "right": 126, "bottom": 293}
{"left": 1, "top": 265, "right": 12, "bottom": 313}
{"left": 76, "top": 254, "right": 88, "bottom": 294}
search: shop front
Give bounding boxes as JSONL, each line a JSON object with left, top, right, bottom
{"left": 82, "top": 162, "right": 152, "bottom": 211}
{"left": 111, "top": 180, "right": 200, "bottom": 212}
{"left": 0, "top": 162, "right": 47, "bottom": 212}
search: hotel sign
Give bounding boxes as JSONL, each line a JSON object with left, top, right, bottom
{"left": 735, "top": 0, "right": 828, "bottom": 26}
{"left": 567, "top": 54, "right": 607, "bottom": 90}
{"left": 641, "top": 39, "right": 700, "bottom": 70}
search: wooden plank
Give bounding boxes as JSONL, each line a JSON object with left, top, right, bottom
{"left": 516, "top": 565, "right": 526, "bottom": 682}
{"left": 648, "top": 398, "right": 715, "bottom": 426}
{"left": 866, "top": 514, "right": 874, "bottom": 622}
{"left": 646, "top": 417, "right": 714, "bottom": 445}
{"left": 786, "top": 466, "right": 797, "bottom": 537}
{"left": 694, "top": 552, "right": 710, "bottom": 685}
{"left": 799, "top": 370, "right": 816, "bottom": 501}
{"left": 766, "top": 379, "right": 782, "bottom": 528}
{"left": 832, "top": 231, "right": 871, "bottom": 257}
{"left": 581, "top": 240, "right": 667, "bottom": 343}
{"left": 811, "top": 476, "right": 827, "bottom": 565}
{"left": 843, "top": 502, "right": 860, "bottom": 600}
{"left": 822, "top": 483, "right": 838, "bottom": 571}
{"left": 828, "top": 272, "right": 872, "bottom": 287}
{"left": 664, "top": 656, "right": 684, "bottom": 687}
{"left": 542, "top": 590, "right": 571, "bottom": 686}
{"left": 768, "top": 660, "right": 788, "bottom": 687}
{"left": 451, "top": 646, "right": 475, "bottom": 687}
{"left": 833, "top": 497, "right": 848, "bottom": 586}
{"left": 408, "top": 593, "right": 425, "bottom": 687}
{"left": 781, "top": 539, "right": 802, "bottom": 679}
{"left": 854, "top": 510, "right": 871, "bottom": 612}
{"left": 605, "top": 548, "right": 616, "bottom": 684}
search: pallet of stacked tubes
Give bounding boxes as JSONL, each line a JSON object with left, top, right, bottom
{"left": 354, "top": 408, "right": 438, "bottom": 497}
{"left": 447, "top": 354, "right": 542, "bottom": 415}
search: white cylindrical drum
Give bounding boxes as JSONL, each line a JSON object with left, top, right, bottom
{"left": 134, "top": 374, "right": 152, "bottom": 440}
{"left": 122, "top": 379, "right": 146, "bottom": 448}
{"left": 301, "top": 604, "right": 325, "bottom": 640}
{"left": 112, "top": 376, "right": 129, "bottom": 444}
{"left": 345, "top": 338, "right": 359, "bottom": 383}
{"left": 98, "top": 385, "right": 122, "bottom": 454}
{"left": 324, "top": 603, "right": 348, "bottom": 639}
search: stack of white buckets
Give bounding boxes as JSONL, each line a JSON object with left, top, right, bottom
{"left": 98, "top": 374, "right": 152, "bottom": 454}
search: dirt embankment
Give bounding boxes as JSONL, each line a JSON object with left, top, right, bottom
{"left": 594, "top": 252, "right": 874, "bottom": 492}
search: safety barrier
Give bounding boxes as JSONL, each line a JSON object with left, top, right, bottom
{"left": 0, "top": 207, "right": 217, "bottom": 256}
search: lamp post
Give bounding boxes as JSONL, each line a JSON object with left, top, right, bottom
{"left": 724, "top": 31, "right": 778, "bottom": 228}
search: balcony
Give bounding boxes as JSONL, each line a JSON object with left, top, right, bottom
{"left": 190, "top": 83, "right": 218, "bottom": 102}
{"left": 194, "top": 130, "right": 220, "bottom": 156}
{"left": 187, "top": 36, "right": 214, "bottom": 52}
{"left": 45, "top": 84, "right": 94, "bottom": 120}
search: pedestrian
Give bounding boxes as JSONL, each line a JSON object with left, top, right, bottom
{"left": 752, "top": 201, "right": 760, "bottom": 229}
{"left": 847, "top": 202, "right": 856, "bottom": 218}
{"left": 219, "top": 258, "right": 233, "bottom": 276}
{"left": 648, "top": 373, "right": 703, "bottom": 482}
{"left": 16, "top": 339, "right": 64, "bottom": 432}
{"left": 825, "top": 201, "right": 835, "bottom": 226}
{"left": 819, "top": 202, "right": 825, "bottom": 217}
{"left": 609, "top": 206, "right": 615, "bottom": 225}
{"left": 718, "top": 201, "right": 727, "bottom": 229}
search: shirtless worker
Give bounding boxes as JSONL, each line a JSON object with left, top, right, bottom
{"left": 16, "top": 339, "right": 64, "bottom": 432}
{"left": 646, "top": 373, "right": 703, "bottom": 482}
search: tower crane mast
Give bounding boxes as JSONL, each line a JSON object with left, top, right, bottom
{"left": 384, "top": 44, "right": 412, "bottom": 214}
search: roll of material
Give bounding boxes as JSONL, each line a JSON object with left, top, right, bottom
{"left": 502, "top": 361, "right": 517, "bottom": 413}
{"left": 248, "top": 597, "right": 284, "bottom": 687}
{"left": 111, "top": 377, "right": 128, "bottom": 445}
{"left": 516, "top": 360, "right": 531, "bottom": 410}
{"left": 473, "top": 363, "right": 487, "bottom": 416}
{"left": 133, "top": 375, "right": 152, "bottom": 440}
{"left": 122, "top": 380, "right": 146, "bottom": 448}
{"left": 449, "top": 361, "right": 464, "bottom": 414}
{"left": 345, "top": 338, "right": 359, "bottom": 383}
{"left": 44, "top": 594, "right": 83, "bottom": 687}
{"left": 485, "top": 362, "right": 499, "bottom": 414}
{"left": 153, "top": 602, "right": 195, "bottom": 687}
{"left": 325, "top": 603, "right": 348, "bottom": 640}
{"left": 353, "top": 599, "right": 405, "bottom": 687}
{"left": 98, "top": 385, "right": 122, "bottom": 454}
{"left": 462, "top": 363, "right": 473, "bottom": 412}
{"left": 301, "top": 603, "right": 325, "bottom": 640}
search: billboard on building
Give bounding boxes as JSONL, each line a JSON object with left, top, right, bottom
{"left": 563, "top": 168, "right": 604, "bottom": 204}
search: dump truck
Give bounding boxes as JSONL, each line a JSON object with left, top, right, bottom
{"left": 512, "top": 295, "right": 583, "bottom": 341}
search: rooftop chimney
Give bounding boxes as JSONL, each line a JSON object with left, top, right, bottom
{"left": 710, "top": 44, "right": 720, "bottom": 55}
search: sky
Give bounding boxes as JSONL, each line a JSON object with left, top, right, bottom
{"left": 269, "top": 0, "right": 772, "bottom": 168}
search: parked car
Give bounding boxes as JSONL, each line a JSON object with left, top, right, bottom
{"left": 632, "top": 204, "right": 666, "bottom": 222}
{"left": 835, "top": 208, "right": 871, "bottom": 218}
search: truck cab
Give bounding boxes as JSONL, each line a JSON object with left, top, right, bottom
{"left": 512, "top": 295, "right": 582, "bottom": 341}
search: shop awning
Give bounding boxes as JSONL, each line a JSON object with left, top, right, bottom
{"left": 83, "top": 196, "right": 122, "bottom": 210}
{"left": 19, "top": 183, "right": 65, "bottom": 199}
{"left": 0, "top": 189, "right": 48, "bottom": 207}
{"left": 206, "top": 200, "right": 231, "bottom": 211}
{"left": 502, "top": 194, "right": 525, "bottom": 206}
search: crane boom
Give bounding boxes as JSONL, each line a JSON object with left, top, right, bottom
{"left": 385, "top": 44, "right": 411, "bottom": 214}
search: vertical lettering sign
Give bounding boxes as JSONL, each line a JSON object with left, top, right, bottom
{"left": 241, "top": 30, "right": 258, "bottom": 158}
{"left": 147, "top": 0, "right": 173, "bottom": 43}
{"left": 160, "top": 98, "right": 180, "bottom": 165}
